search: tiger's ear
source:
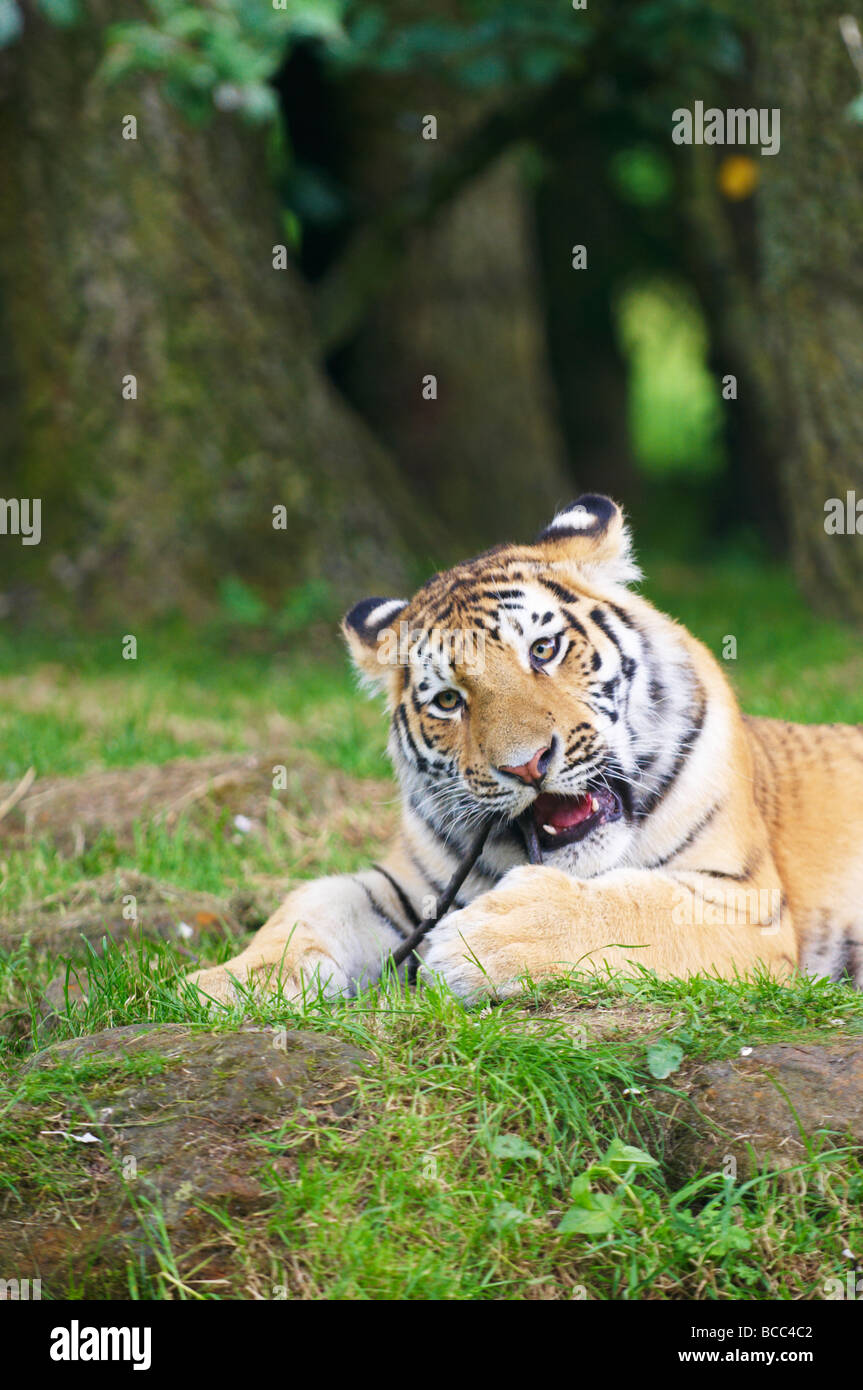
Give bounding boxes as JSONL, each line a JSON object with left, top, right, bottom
{"left": 342, "top": 596, "right": 409, "bottom": 688}
{"left": 536, "top": 495, "right": 641, "bottom": 587}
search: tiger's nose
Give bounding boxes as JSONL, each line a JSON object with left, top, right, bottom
{"left": 499, "top": 745, "right": 552, "bottom": 786}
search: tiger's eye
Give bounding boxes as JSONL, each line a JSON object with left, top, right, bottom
{"left": 434, "top": 688, "right": 462, "bottom": 711}
{"left": 530, "top": 636, "right": 558, "bottom": 664}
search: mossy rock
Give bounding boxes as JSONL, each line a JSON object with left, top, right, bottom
{"left": 0, "top": 1023, "right": 371, "bottom": 1297}
{"left": 664, "top": 1041, "right": 863, "bottom": 1180}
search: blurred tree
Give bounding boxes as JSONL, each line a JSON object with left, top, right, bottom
{"left": 754, "top": 0, "right": 863, "bottom": 619}
{"left": 533, "top": 126, "right": 638, "bottom": 506}
{"left": 680, "top": 141, "right": 786, "bottom": 549}
{"left": 305, "top": 0, "right": 748, "bottom": 530}
{"left": 0, "top": 2, "right": 438, "bottom": 619}
{"left": 0, "top": 0, "right": 825, "bottom": 624}
{"left": 532, "top": 104, "right": 675, "bottom": 506}
{"left": 314, "top": 60, "right": 571, "bottom": 548}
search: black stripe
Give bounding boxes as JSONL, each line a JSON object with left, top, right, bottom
{"left": 636, "top": 679, "right": 708, "bottom": 819}
{"left": 589, "top": 606, "right": 624, "bottom": 654}
{"left": 401, "top": 714, "right": 450, "bottom": 776}
{"left": 370, "top": 865, "right": 421, "bottom": 927}
{"left": 427, "top": 597, "right": 457, "bottom": 626}
{"left": 644, "top": 800, "right": 722, "bottom": 870}
{"left": 396, "top": 705, "right": 429, "bottom": 774}
{"left": 361, "top": 884, "right": 411, "bottom": 940}
{"left": 563, "top": 612, "right": 591, "bottom": 642}
{"left": 541, "top": 578, "right": 581, "bottom": 605}
{"left": 608, "top": 601, "right": 642, "bottom": 633}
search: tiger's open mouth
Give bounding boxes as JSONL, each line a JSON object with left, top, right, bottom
{"left": 532, "top": 786, "right": 623, "bottom": 850}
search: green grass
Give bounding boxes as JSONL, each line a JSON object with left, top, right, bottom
{"left": 1, "top": 553, "right": 862, "bottom": 1299}
{"left": 1, "top": 550, "right": 859, "bottom": 793}
{"left": 647, "top": 554, "right": 863, "bottom": 724}
{"left": 2, "top": 939, "right": 862, "bottom": 1299}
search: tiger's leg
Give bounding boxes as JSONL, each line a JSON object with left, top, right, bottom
{"left": 186, "top": 860, "right": 422, "bottom": 1005}
{"left": 422, "top": 863, "right": 796, "bottom": 999}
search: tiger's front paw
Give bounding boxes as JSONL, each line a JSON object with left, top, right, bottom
{"left": 185, "top": 963, "right": 245, "bottom": 1008}
{"left": 421, "top": 865, "right": 574, "bottom": 1000}
{"left": 185, "top": 951, "right": 349, "bottom": 1008}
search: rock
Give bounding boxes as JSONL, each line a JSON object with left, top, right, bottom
{"left": 665, "top": 1041, "right": 863, "bottom": 1179}
{"left": 0, "top": 1023, "right": 370, "bottom": 1296}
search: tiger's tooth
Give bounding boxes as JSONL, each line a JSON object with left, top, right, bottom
{"left": 542, "top": 824, "right": 558, "bottom": 835}
{"left": 590, "top": 797, "right": 599, "bottom": 813}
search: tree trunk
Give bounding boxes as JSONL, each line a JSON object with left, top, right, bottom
{"left": 679, "top": 142, "right": 786, "bottom": 550}
{"left": 0, "top": 2, "right": 435, "bottom": 623}
{"left": 533, "top": 114, "right": 646, "bottom": 508}
{"left": 755, "top": 1, "right": 863, "bottom": 619}
{"left": 321, "top": 67, "right": 571, "bottom": 551}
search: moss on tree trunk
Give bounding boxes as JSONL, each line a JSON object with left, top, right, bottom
{"left": 755, "top": 0, "right": 863, "bottom": 621}
{"left": 0, "top": 2, "right": 437, "bottom": 622}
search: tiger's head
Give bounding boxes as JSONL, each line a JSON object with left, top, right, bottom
{"left": 343, "top": 495, "right": 697, "bottom": 878}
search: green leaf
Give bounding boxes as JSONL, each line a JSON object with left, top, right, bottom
{"left": 609, "top": 146, "right": 673, "bottom": 209}
{"left": 646, "top": 1040, "right": 684, "bottom": 1079}
{"left": 558, "top": 1195, "right": 621, "bottom": 1236}
{"left": 490, "top": 1134, "right": 541, "bottom": 1162}
{"left": 568, "top": 1173, "right": 593, "bottom": 1203}
{"left": 602, "top": 1139, "right": 659, "bottom": 1174}
{"left": 0, "top": 0, "right": 22, "bottom": 47}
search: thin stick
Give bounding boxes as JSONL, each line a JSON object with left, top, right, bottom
{"left": 391, "top": 809, "right": 545, "bottom": 982}
{"left": 391, "top": 821, "right": 493, "bottom": 978}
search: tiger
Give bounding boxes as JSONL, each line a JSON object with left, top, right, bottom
{"left": 188, "top": 494, "right": 863, "bottom": 1005}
